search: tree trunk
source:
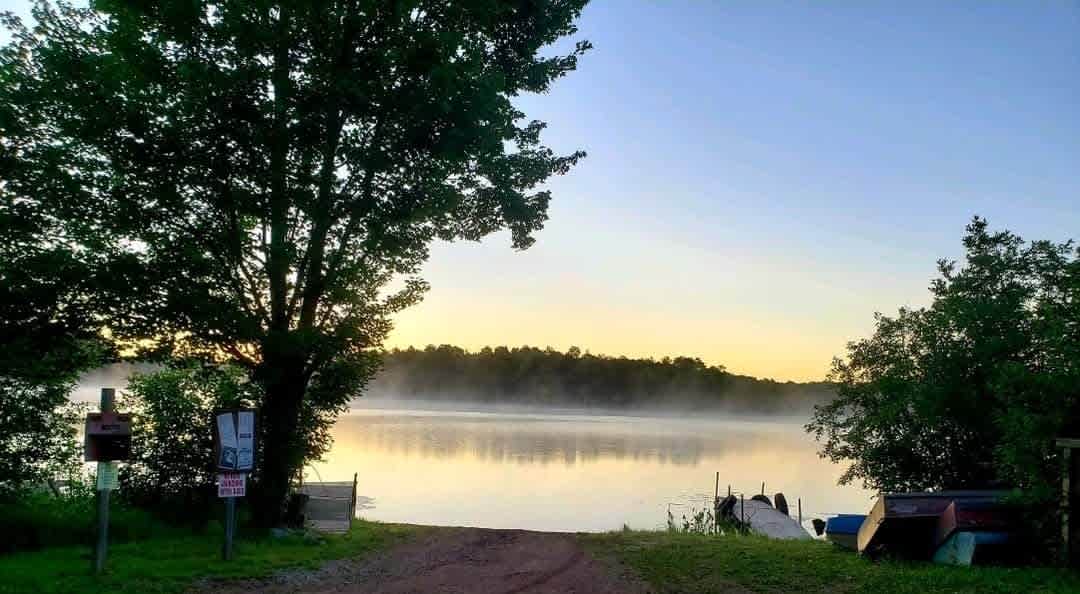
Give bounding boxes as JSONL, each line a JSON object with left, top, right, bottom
{"left": 252, "top": 345, "right": 307, "bottom": 529}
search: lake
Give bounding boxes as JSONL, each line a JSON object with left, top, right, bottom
{"left": 308, "top": 402, "right": 874, "bottom": 533}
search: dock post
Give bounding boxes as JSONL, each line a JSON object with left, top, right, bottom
{"left": 714, "top": 472, "right": 720, "bottom": 534}
{"left": 740, "top": 494, "right": 745, "bottom": 534}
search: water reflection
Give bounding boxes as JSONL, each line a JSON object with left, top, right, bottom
{"left": 339, "top": 413, "right": 715, "bottom": 466}
{"left": 311, "top": 406, "right": 872, "bottom": 533}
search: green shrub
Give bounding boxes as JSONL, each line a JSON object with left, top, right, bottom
{"left": 0, "top": 483, "right": 183, "bottom": 554}
{"left": 119, "top": 363, "right": 259, "bottom": 526}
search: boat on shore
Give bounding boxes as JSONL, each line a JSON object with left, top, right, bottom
{"left": 824, "top": 514, "right": 865, "bottom": 550}
{"left": 857, "top": 491, "right": 1013, "bottom": 561}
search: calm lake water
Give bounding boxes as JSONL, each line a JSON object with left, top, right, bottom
{"left": 308, "top": 403, "right": 874, "bottom": 533}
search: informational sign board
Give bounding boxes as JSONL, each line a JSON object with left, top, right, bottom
{"left": 214, "top": 409, "right": 257, "bottom": 473}
{"left": 96, "top": 461, "right": 119, "bottom": 491}
{"left": 217, "top": 473, "right": 246, "bottom": 498}
{"left": 84, "top": 412, "right": 133, "bottom": 461}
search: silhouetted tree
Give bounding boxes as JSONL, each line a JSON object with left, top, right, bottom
{"left": 1, "top": 0, "right": 587, "bottom": 525}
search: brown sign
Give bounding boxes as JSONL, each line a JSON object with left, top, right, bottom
{"left": 84, "top": 412, "right": 132, "bottom": 461}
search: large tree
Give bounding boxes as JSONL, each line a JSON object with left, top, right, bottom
{"left": 808, "top": 218, "right": 1080, "bottom": 547}
{"left": 0, "top": 134, "right": 106, "bottom": 497}
{"left": 0, "top": 0, "right": 588, "bottom": 524}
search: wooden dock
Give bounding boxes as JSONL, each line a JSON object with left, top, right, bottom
{"left": 737, "top": 499, "right": 812, "bottom": 540}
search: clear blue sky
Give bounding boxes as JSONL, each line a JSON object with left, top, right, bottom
{"left": 395, "top": 1, "right": 1080, "bottom": 380}
{"left": 7, "top": 1, "right": 1078, "bottom": 379}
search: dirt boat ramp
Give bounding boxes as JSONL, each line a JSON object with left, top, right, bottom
{"left": 198, "top": 527, "right": 651, "bottom": 594}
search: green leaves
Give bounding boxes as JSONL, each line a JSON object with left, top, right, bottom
{"left": 807, "top": 217, "right": 1080, "bottom": 549}
{"left": 3, "top": 0, "right": 589, "bottom": 521}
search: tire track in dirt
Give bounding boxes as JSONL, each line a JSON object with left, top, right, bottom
{"left": 197, "top": 527, "right": 651, "bottom": 594}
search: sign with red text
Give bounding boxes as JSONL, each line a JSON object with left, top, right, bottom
{"left": 217, "top": 473, "right": 246, "bottom": 498}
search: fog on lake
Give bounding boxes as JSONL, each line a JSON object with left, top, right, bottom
{"left": 310, "top": 402, "right": 873, "bottom": 533}
{"left": 76, "top": 366, "right": 872, "bottom": 533}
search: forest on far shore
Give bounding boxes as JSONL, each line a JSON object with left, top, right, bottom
{"left": 367, "top": 345, "right": 834, "bottom": 414}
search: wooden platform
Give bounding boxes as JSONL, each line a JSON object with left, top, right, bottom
{"left": 738, "top": 499, "right": 812, "bottom": 540}
{"left": 299, "top": 476, "right": 357, "bottom": 534}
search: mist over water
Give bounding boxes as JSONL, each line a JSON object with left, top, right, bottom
{"left": 75, "top": 365, "right": 870, "bottom": 532}
{"left": 310, "top": 399, "right": 874, "bottom": 533}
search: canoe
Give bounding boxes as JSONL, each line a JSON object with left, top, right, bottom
{"left": 825, "top": 514, "right": 866, "bottom": 550}
{"left": 857, "top": 491, "right": 1008, "bottom": 559}
{"left": 931, "top": 499, "right": 1015, "bottom": 565}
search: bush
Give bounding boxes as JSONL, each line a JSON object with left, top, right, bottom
{"left": 119, "top": 364, "right": 260, "bottom": 526}
{"left": 0, "top": 339, "right": 102, "bottom": 499}
{"left": 807, "top": 218, "right": 1080, "bottom": 556}
{"left": 0, "top": 482, "right": 182, "bottom": 553}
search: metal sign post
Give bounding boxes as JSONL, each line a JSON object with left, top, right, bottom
{"left": 218, "top": 474, "right": 246, "bottom": 560}
{"left": 92, "top": 388, "right": 115, "bottom": 574}
{"left": 214, "top": 409, "right": 257, "bottom": 561}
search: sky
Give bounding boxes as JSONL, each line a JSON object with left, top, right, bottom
{"left": 7, "top": 1, "right": 1079, "bottom": 381}
{"left": 390, "top": 1, "right": 1080, "bottom": 381}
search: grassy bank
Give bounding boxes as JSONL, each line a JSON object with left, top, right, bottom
{"left": 6, "top": 524, "right": 1079, "bottom": 593}
{"left": 0, "top": 520, "right": 416, "bottom": 594}
{"left": 584, "top": 531, "right": 1080, "bottom": 594}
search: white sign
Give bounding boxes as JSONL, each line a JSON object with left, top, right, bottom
{"left": 218, "top": 473, "right": 246, "bottom": 498}
{"left": 96, "top": 461, "right": 119, "bottom": 491}
{"left": 236, "top": 411, "right": 255, "bottom": 471}
{"left": 217, "top": 412, "right": 239, "bottom": 469}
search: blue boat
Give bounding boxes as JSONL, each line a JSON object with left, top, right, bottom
{"left": 825, "top": 514, "right": 866, "bottom": 550}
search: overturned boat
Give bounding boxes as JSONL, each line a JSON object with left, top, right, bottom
{"left": 825, "top": 514, "right": 866, "bottom": 550}
{"left": 857, "top": 491, "right": 1014, "bottom": 562}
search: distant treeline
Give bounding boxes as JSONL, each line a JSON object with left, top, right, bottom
{"left": 368, "top": 345, "right": 834, "bottom": 414}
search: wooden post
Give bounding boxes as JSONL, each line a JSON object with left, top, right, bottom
{"left": 761, "top": 481, "right": 765, "bottom": 496}
{"left": 740, "top": 494, "right": 745, "bottom": 534}
{"left": 1064, "top": 447, "right": 1072, "bottom": 565}
{"left": 1057, "top": 438, "right": 1080, "bottom": 567}
{"left": 798, "top": 498, "right": 803, "bottom": 526}
{"left": 223, "top": 496, "right": 236, "bottom": 561}
{"left": 713, "top": 472, "right": 720, "bottom": 534}
{"left": 727, "top": 484, "right": 731, "bottom": 497}
{"left": 352, "top": 472, "right": 358, "bottom": 524}
{"left": 93, "top": 388, "right": 115, "bottom": 575}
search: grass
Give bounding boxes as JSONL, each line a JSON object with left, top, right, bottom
{"left": 6, "top": 520, "right": 1079, "bottom": 594}
{"left": 0, "top": 520, "right": 417, "bottom": 594}
{"left": 583, "top": 531, "right": 1080, "bottom": 594}
{"left": 0, "top": 491, "right": 193, "bottom": 553}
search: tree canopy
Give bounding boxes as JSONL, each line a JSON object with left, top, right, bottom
{"left": 1, "top": 0, "right": 588, "bottom": 523}
{"left": 807, "top": 218, "right": 1080, "bottom": 540}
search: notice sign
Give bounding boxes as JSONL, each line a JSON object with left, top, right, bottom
{"left": 96, "top": 461, "right": 119, "bottom": 491}
{"left": 214, "top": 409, "right": 257, "bottom": 473}
{"left": 218, "top": 473, "right": 246, "bottom": 498}
{"left": 236, "top": 411, "right": 255, "bottom": 470}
